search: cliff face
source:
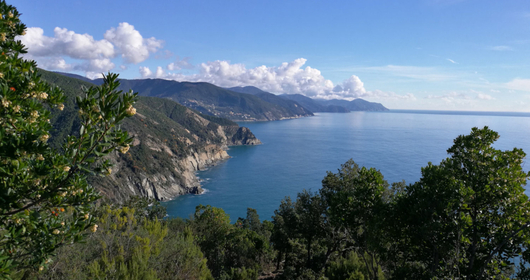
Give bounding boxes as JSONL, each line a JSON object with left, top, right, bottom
{"left": 39, "top": 70, "right": 261, "bottom": 203}
{"left": 88, "top": 102, "right": 262, "bottom": 203}
{"left": 98, "top": 138, "right": 237, "bottom": 202}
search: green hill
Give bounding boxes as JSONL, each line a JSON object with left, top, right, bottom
{"left": 39, "top": 70, "right": 261, "bottom": 202}
{"left": 318, "top": 98, "right": 389, "bottom": 111}
{"left": 228, "top": 86, "right": 314, "bottom": 116}
{"left": 280, "top": 93, "right": 350, "bottom": 112}
{"left": 84, "top": 77, "right": 310, "bottom": 121}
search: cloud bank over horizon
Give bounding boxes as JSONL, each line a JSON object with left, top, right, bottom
{"left": 139, "top": 58, "right": 415, "bottom": 100}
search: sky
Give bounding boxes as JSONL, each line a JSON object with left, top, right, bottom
{"left": 10, "top": 0, "right": 530, "bottom": 111}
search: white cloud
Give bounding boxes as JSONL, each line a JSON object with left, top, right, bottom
{"left": 167, "top": 56, "right": 194, "bottom": 71}
{"left": 34, "top": 57, "right": 73, "bottom": 71}
{"left": 155, "top": 66, "right": 165, "bottom": 78}
{"left": 139, "top": 66, "right": 153, "bottom": 78}
{"left": 505, "top": 78, "right": 530, "bottom": 92}
{"left": 140, "top": 58, "right": 414, "bottom": 101}
{"left": 427, "top": 92, "right": 471, "bottom": 100}
{"left": 104, "top": 22, "right": 163, "bottom": 64}
{"left": 22, "top": 27, "right": 115, "bottom": 60}
{"left": 79, "top": 58, "right": 115, "bottom": 73}
{"left": 18, "top": 23, "right": 163, "bottom": 76}
{"left": 477, "top": 93, "right": 494, "bottom": 100}
{"left": 363, "top": 90, "right": 416, "bottom": 101}
{"left": 489, "top": 45, "right": 513, "bottom": 51}
{"left": 427, "top": 90, "right": 496, "bottom": 102}
{"left": 446, "top": 58, "right": 457, "bottom": 64}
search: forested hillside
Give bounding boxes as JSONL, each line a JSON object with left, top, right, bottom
{"left": 56, "top": 72, "right": 313, "bottom": 121}
{"left": 40, "top": 70, "right": 261, "bottom": 202}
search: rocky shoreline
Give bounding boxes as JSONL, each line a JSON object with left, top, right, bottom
{"left": 93, "top": 125, "right": 261, "bottom": 203}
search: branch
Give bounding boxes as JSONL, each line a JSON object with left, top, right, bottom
{"left": 477, "top": 221, "right": 530, "bottom": 279}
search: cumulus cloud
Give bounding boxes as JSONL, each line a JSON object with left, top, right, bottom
{"left": 139, "top": 66, "right": 153, "bottom": 78}
{"left": 505, "top": 78, "right": 530, "bottom": 92}
{"left": 18, "top": 23, "right": 162, "bottom": 76}
{"left": 34, "top": 57, "right": 73, "bottom": 71}
{"left": 22, "top": 27, "right": 115, "bottom": 59}
{"left": 139, "top": 58, "right": 414, "bottom": 100}
{"left": 104, "top": 22, "right": 163, "bottom": 64}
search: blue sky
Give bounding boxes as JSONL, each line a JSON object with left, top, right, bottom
{"left": 11, "top": 0, "right": 530, "bottom": 111}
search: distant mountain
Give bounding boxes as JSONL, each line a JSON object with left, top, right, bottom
{"left": 53, "top": 72, "right": 387, "bottom": 116}
{"left": 53, "top": 71, "right": 95, "bottom": 83}
{"left": 80, "top": 77, "right": 311, "bottom": 121}
{"left": 318, "top": 98, "right": 389, "bottom": 111}
{"left": 280, "top": 94, "right": 350, "bottom": 113}
{"left": 40, "top": 69, "right": 261, "bottom": 202}
{"left": 228, "top": 86, "right": 314, "bottom": 117}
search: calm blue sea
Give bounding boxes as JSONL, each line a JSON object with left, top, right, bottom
{"left": 164, "top": 110, "right": 530, "bottom": 221}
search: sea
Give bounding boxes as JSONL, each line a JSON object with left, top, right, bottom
{"left": 163, "top": 110, "right": 530, "bottom": 222}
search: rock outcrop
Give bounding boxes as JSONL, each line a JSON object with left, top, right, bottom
{"left": 231, "top": 127, "right": 262, "bottom": 145}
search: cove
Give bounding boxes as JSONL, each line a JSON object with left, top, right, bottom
{"left": 164, "top": 110, "right": 530, "bottom": 221}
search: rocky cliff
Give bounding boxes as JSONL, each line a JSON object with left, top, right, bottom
{"left": 40, "top": 70, "right": 261, "bottom": 203}
{"left": 95, "top": 106, "right": 262, "bottom": 202}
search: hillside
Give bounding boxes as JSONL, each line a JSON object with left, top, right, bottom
{"left": 39, "top": 70, "right": 261, "bottom": 202}
{"left": 228, "top": 86, "right": 314, "bottom": 116}
{"left": 318, "top": 98, "right": 389, "bottom": 111}
{"left": 78, "top": 77, "right": 311, "bottom": 121}
{"left": 280, "top": 93, "right": 350, "bottom": 113}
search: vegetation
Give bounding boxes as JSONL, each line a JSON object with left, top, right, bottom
{"left": 90, "top": 78, "right": 312, "bottom": 121}
{"left": 2, "top": 2, "right": 530, "bottom": 280}
{"left": 228, "top": 86, "right": 313, "bottom": 117}
{"left": 39, "top": 69, "right": 258, "bottom": 202}
{"left": 6, "top": 126, "right": 527, "bottom": 280}
{"left": 0, "top": 1, "right": 137, "bottom": 278}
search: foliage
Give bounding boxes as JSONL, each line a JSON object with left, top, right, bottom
{"left": 272, "top": 127, "right": 530, "bottom": 280}
{"left": 326, "top": 251, "right": 383, "bottom": 280}
{"left": 320, "top": 160, "right": 389, "bottom": 280}
{"left": 0, "top": 1, "right": 137, "bottom": 277}
{"left": 391, "top": 126, "right": 530, "bottom": 279}
{"left": 192, "top": 205, "right": 273, "bottom": 279}
{"left": 154, "top": 226, "right": 213, "bottom": 280}
{"left": 25, "top": 198, "right": 211, "bottom": 280}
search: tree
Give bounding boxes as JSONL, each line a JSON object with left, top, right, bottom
{"left": 392, "top": 127, "right": 530, "bottom": 279}
{"left": 272, "top": 190, "right": 346, "bottom": 279}
{"left": 192, "top": 205, "right": 233, "bottom": 278}
{"left": 0, "top": 1, "right": 137, "bottom": 277}
{"left": 320, "top": 160, "right": 389, "bottom": 280}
